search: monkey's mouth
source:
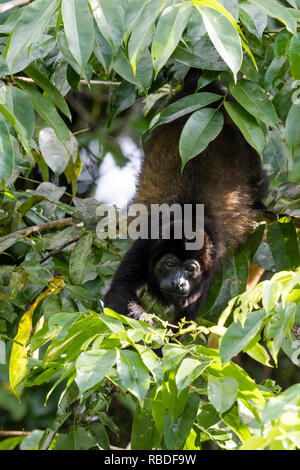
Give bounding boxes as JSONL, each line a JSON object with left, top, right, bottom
{"left": 161, "top": 288, "right": 189, "bottom": 300}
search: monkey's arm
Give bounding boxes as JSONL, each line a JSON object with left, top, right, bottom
{"left": 103, "top": 239, "right": 150, "bottom": 321}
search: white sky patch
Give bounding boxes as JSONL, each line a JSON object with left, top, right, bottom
{"left": 95, "top": 136, "right": 142, "bottom": 208}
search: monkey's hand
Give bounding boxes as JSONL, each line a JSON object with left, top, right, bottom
{"left": 128, "top": 301, "right": 153, "bottom": 324}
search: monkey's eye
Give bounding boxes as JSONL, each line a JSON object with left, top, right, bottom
{"left": 185, "top": 265, "right": 196, "bottom": 273}
{"left": 165, "top": 260, "right": 176, "bottom": 268}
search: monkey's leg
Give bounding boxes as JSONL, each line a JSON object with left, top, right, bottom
{"left": 103, "top": 239, "right": 150, "bottom": 321}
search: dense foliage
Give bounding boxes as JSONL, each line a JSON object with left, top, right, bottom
{"left": 0, "top": 0, "right": 299, "bottom": 451}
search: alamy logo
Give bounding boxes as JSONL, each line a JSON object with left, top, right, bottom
{"left": 95, "top": 203, "right": 205, "bottom": 250}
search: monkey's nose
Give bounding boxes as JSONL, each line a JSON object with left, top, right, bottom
{"left": 172, "top": 278, "right": 189, "bottom": 294}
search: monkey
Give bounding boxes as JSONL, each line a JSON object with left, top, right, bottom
{"left": 103, "top": 69, "right": 268, "bottom": 323}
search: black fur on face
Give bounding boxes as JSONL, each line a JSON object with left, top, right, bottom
{"left": 147, "top": 233, "right": 217, "bottom": 313}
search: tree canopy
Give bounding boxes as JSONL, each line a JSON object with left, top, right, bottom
{"left": 0, "top": 0, "right": 299, "bottom": 451}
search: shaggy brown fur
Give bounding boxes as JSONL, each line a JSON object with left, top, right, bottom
{"left": 104, "top": 70, "right": 268, "bottom": 322}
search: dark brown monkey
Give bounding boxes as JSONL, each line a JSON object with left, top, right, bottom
{"left": 104, "top": 70, "right": 268, "bottom": 323}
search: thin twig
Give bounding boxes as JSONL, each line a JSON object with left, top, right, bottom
{"left": 0, "top": 218, "right": 73, "bottom": 243}
{"left": 0, "top": 430, "right": 30, "bottom": 437}
{"left": 0, "top": 0, "right": 29, "bottom": 14}
{"left": 15, "top": 76, "right": 121, "bottom": 87}
{"left": 40, "top": 237, "right": 79, "bottom": 264}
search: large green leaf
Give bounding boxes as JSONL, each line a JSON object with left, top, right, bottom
{"left": 75, "top": 349, "right": 116, "bottom": 394}
{"left": 112, "top": 48, "right": 153, "bottom": 93}
{"left": 0, "top": 85, "right": 35, "bottom": 140}
{"left": 267, "top": 218, "right": 300, "bottom": 271}
{"left": 224, "top": 101, "right": 265, "bottom": 155}
{"left": 261, "top": 383, "right": 300, "bottom": 423}
{"left": 207, "top": 375, "right": 238, "bottom": 414}
{"left": 69, "top": 233, "right": 94, "bottom": 285}
{"left": 265, "top": 302, "right": 296, "bottom": 363}
{"left": 229, "top": 80, "right": 279, "bottom": 128}
{"left": 164, "top": 393, "right": 200, "bottom": 450}
{"left": 151, "top": 3, "right": 191, "bottom": 79}
{"left": 15, "top": 79, "right": 71, "bottom": 146}
{"left": 248, "top": 0, "right": 296, "bottom": 34}
{"left": 131, "top": 400, "right": 156, "bottom": 450}
{"left": 286, "top": 104, "right": 300, "bottom": 149}
{"left": 0, "top": 118, "right": 14, "bottom": 180}
{"left": 288, "top": 32, "right": 300, "bottom": 79}
{"left": 89, "top": 0, "right": 123, "bottom": 54}
{"left": 25, "top": 64, "right": 71, "bottom": 120}
{"left": 62, "top": 0, "right": 94, "bottom": 72}
{"left": 179, "top": 108, "right": 224, "bottom": 169}
{"left": 151, "top": 92, "right": 221, "bottom": 129}
{"left": 116, "top": 350, "right": 150, "bottom": 401}
{"left": 219, "top": 310, "right": 266, "bottom": 364}
{"left": 5, "top": 0, "right": 60, "bottom": 72}
{"left": 239, "top": 4, "right": 268, "bottom": 39}
{"left": 196, "top": 7, "right": 243, "bottom": 80}
{"left": 128, "top": 0, "right": 166, "bottom": 75}
{"left": 175, "top": 356, "right": 213, "bottom": 395}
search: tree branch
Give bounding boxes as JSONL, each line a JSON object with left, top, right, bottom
{"left": 15, "top": 76, "right": 121, "bottom": 87}
{"left": 0, "top": 217, "right": 73, "bottom": 243}
{"left": 0, "top": 430, "right": 30, "bottom": 437}
{"left": 40, "top": 237, "right": 79, "bottom": 263}
{"left": 0, "top": 0, "right": 29, "bottom": 14}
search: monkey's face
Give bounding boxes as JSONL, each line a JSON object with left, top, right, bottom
{"left": 153, "top": 254, "right": 202, "bottom": 303}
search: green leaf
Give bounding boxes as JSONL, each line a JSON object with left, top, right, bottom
{"left": 62, "top": 0, "right": 94, "bottom": 72}
{"left": 248, "top": 0, "right": 296, "bottom": 34}
{"left": 93, "top": 27, "right": 113, "bottom": 73}
{"left": 0, "top": 436, "right": 25, "bottom": 450}
{"left": 75, "top": 349, "right": 116, "bottom": 394}
{"left": 135, "top": 344, "right": 164, "bottom": 383}
{"left": 25, "top": 64, "right": 71, "bottom": 120}
{"left": 267, "top": 219, "right": 300, "bottom": 271}
{"left": 229, "top": 80, "right": 279, "bottom": 129}
{"left": 15, "top": 80, "right": 71, "bottom": 146}
{"left": 151, "top": 4, "right": 191, "bottom": 79}
{"left": 262, "top": 280, "right": 280, "bottom": 313}
{"left": 0, "top": 85, "right": 35, "bottom": 140}
{"left": 196, "top": 7, "right": 243, "bottom": 80}
{"left": 43, "top": 314, "right": 108, "bottom": 364}
{"left": 245, "top": 342, "right": 273, "bottom": 367}
{"left": 289, "top": 32, "right": 300, "bottom": 79}
{"left": 128, "top": 0, "right": 167, "bottom": 74}
{"left": 69, "top": 233, "right": 94, "bottom": 285}
{"left": 116, "top": 349, "right": 150, "bottom": 401}
{"left": 207, "top": 375, "right": 238, "bottom": 414}
{"left": 261, "top": 383, "right": 300, "bottom": 423}
{"left": 5, "top": 0, "right": 60, "bottom": 72}
{"left": 164, "top": 393, "right": 200, "bottom": 450}
{"left": 265, "top": 302, "right": 296, "bottom": 362}
{"left": 162, "top": 343, "right": 188, "bottom": 372}
{"left": 89, "top": 0, "right": 123, "bottom": 54}
{"left": 131, "top": 399, "right": 156, "bottom": 450}
{"left": 123, "top": 0, "right": 148, "bottom": 44}
{"left": 55, "top": 425, "right": 97, "bottom": 450}
{"left": 0, "top": 118, "right": 14, "bottom": 180}
{"left": 220, "top": 310, "right": 266, "bottom": 364}
{"left": 239, "top": 4, "right": 268, "bottom": 39}
{"left": 286, "top": 104, "right": 300, "bottom": 149}
{"left": 56, "top": 30, "right": 81, "bottom": 77}
{"left": 151, "top": 92, "right": 221, "bottom": 129}
{"left": 0, "top": 86, "right": 33, "bottom": 154}
{"left": 224, "top": 101, "right": 265, "bottom": 155}
{"left": 20, "top": 430, "right": 44, "bottom": 450}
{"left": 179, "top": 108, "right": 224, "bottom": 169}
{"left": 113, "top": 48, "right": 153, "bottom": 93}
{"left": 176, "top": 356, "right": 213, "bottom": 394}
